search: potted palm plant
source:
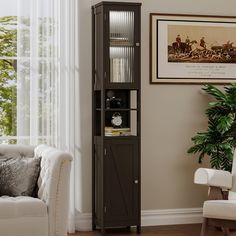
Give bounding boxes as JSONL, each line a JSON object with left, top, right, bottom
{"left": 188, "top": 83, "right": 236, "bottom": 172}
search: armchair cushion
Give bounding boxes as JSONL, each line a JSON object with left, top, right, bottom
{"left": 0, "top": 196, "right": 48, "bottom": 236}
{"left": 194, "top": 168, "right": 232, "bottom": 189}
{"left": 0, "top": 196, "right": 47, "bottom": 219}
{"left": 203, "top": 200, "right": 236, "bottom": 220}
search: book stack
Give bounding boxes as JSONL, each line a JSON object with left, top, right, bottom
{"left": 105, "top": 127, "right": 131, "bottom": 136}
{"left": 110, "top": 33, "right": 130, "bottom": 45}
{"left": 110, "top": 58, "right": 129, "bottom": 83}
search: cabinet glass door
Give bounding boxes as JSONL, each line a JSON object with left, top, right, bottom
{"left": 109, "top": 11, "right": 134, "bottom": 84}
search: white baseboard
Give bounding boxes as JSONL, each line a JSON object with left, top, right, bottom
{"left": 76, "top": 213, "right": 92, "bottom": 231}
{"left": 141, "top": 208, "right": 203, "bottom": 226}
{"left": 75, "top": 208, "right": 203, "bottom": 231}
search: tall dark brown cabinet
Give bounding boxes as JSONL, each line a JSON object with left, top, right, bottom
{"left": 92, "top": 2, "right": 141, "bottom": 235}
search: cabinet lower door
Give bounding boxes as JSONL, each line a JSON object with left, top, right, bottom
{"left": 104, "top": 138, "right": 139, "bottom": 226}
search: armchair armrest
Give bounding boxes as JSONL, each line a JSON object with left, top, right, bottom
{"left": 35, "top": 144, "right": 72, "bottom": 236}
{"left": 194, "top": 168, "right": 232, "bottom": 189}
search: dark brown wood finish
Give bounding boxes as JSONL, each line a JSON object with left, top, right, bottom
{"left": 104, "top": 4, "right": 141, "bottom": 90}
{"left": 92, "top": 2, "right": 141, "bottom": 235}
{"left": 201, "top": 218, "right": 236, "bottom": 236}
{"left": 92, "top": 6, "right": 95, "bottom": 230}
{"left": 104, "top": 138, "right": 139, "bottom": 226}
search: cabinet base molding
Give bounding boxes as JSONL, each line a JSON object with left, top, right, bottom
{"left": 76, "top": 208, "right": 203, "bottom": 231}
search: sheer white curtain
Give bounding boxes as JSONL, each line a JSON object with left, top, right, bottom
{"left": 17, "top": 0, "right": 78, "bottom": 233}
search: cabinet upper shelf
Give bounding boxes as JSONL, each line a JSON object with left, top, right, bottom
{"left": 110, "top": 43, "right": 134, "bottom": 47}
{"left": 96, "top": 108, "right": 139, "bottom": 111}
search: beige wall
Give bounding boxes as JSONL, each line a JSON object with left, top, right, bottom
{"left": 77, "top": 0, "right": 235, "bottom": 214}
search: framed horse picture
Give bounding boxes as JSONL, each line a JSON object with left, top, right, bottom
{"left": 150, "top": 13, "right": 236, "bottom": 84}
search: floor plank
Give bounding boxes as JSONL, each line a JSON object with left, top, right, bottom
{"left": 69, "top": 224, "right": 236, "bottom": 236}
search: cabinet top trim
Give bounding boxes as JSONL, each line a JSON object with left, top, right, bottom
{"left": 93, "top": 1, "right": 142, "bottom": 8}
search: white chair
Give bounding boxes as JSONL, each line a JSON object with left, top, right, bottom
{"left": 0, "top": 144, "right": 72, "bottom": 236}
{"left": 194, "top": 150, "right": 236, "bottom": 236}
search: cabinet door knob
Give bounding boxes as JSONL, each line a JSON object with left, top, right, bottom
{"left": 135, "top": 42, "right": 140, "bottom": 47}
{"left": 134, "top": 180, "right": 139, "bottom": 184}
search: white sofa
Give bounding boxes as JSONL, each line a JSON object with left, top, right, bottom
{"left": 0, "top": 144, "right": 72, "bottom": 236}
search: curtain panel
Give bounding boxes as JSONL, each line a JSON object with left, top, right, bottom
{"left": 17, "top": 0, "right": 78, "bottom": 232}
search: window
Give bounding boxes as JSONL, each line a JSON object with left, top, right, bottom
{"left": 0, "top": 0, "right": 59, "bottom": 145}
{"left": 0, "top": 1, "right": 17, "bottom": 143}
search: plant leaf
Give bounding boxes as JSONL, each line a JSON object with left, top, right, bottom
{"left": 203, "top": 84, "right": 227, "bottom": 102}
{"left": 216, "top": 115, "right": 235, "bottom": 133}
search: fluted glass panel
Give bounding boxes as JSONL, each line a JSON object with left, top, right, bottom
{"left": 109, "top": 11, "right": 134, "bottom": 83}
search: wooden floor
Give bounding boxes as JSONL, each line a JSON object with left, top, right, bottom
{"left": 69, "top": 224, "right": 236, "bottom": 236}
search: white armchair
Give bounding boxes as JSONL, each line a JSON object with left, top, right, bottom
{"left": 0, "top": 144, "right": 72, "bottom": 236}
{"left": 194, "top": 150, "right": 236, "bottom": 236}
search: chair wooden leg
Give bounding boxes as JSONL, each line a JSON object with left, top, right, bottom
{"left": 222, "top": 227, "right": 230, "bottom": 236}
{"left": 201, "top": 218, "right": 208, "bottom": 236}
